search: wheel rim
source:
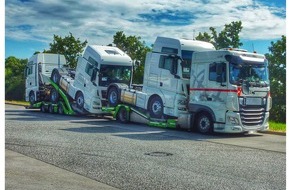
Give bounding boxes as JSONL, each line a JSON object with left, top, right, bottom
{"left": 77, "top": 94, "right": 84, "bottom": 108}
{"left": 53, "top": 74, "right": 58, "bottom": 83}
{"left": 51, "top": 91, "right": 57, "bottom": 102}
{"left": 29, "top": 92, "right": 35, "bottom": 104}
{"left": 152, "top": 101, "right": 162, "bottom": 115}
{"left": 199, "top": 116, "right": 211, "bottom": 132}
{"left": 109, "top": 91, "right": 117, "bottom": 104}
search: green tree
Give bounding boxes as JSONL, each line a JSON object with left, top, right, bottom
{"left": 265, "top": 35, "right": 286, "bottom": 123}
{"left": 113, "top": 31, "right": 151, "bottom": 83}
{"left": 196, "top": 21, "right": 243, "bottom": 49}
{"left": 47, "top": 32, "right": 87, "bottom": 68}
{"left": 5, "top": 56, "right": 27, "bottom": 100}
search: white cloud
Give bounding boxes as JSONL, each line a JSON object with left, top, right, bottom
{"left": 5, "top": 0, "right": 286, "bottom": 47}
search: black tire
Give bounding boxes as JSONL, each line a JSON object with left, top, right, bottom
{"left": 196, "top": 113, "right": 213, "bottom": 134}
{"left": 50, "top": 88, "right": 59, "bottom": 104}
{"left": 51, "top": 69, "right": 60, "bottom": 84}
{"left": 48, "top": 105, "right": 54, "bottom": 114}
{"left": 29, "top": 91, "right": 36, "bottom": 105}
{"left": 41, "top": 104, "right": 46, "bottom": 113}
{"left": 76, "top": 91, "right": 84, "bottom": 109}
{"left": 58, "top": 104, "right": 64, "bottom": 114}
{"left": 117, "top": 107, "right": 129, "bottom": 123}
{"left": 108, "top": 87, "right": 119, "bottom": 107}
{"left": 148, "top": 96, "right": 163, "bottom": 119}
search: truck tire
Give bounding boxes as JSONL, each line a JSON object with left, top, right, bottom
{"left": 117, "top": 107, "right": 129, "bottom": 123}
{"left": 108, "top": 87, "right": 119, "bottom": 107}
{"left": 50, "top": 88, "right": 59, "bottom": 104}
{"left": 41, "top": 104, "right": 46, "bottom": 113}
{"left": 48, "top": 105, "right": 54, "bottom": 114}
{"left": 76, "top": 91, "right": 84, "bottom": 109}
{"left": 29, "top": 91, "right": 36, "bottom": 105}
{"left": 51, "top": 69, "right": 60, "bottom": 84}
{"left": 58, "top": 104, "right": 64, "bottom": 114}
{"left": 196, "top": 113, "right": 213, "bottom": 134}
{"left": 148, "top": 96, "right": 163, "bottom": 119}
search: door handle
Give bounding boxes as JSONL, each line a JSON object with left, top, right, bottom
{"left": 160, "top": 82, "right": 163, "bottom": 87}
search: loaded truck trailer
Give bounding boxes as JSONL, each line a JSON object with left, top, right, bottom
{"left": 25, "top": 45, "right": 133, "bottom": 114}
{"left": 107, "top": 37, "right": 271, "bottom": 134}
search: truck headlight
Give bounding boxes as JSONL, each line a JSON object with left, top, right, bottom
{"left": 228, "top": 116, "right": 239, "bottom": 125}
{"left": 178, "top": 100, "right": 187, "bottom": 105}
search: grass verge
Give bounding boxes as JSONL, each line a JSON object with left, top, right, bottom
{"left": 269, "top": 121, "right": 286, "bottom": 133}
{"left": 5, "top": 100, "right": 29, "bottom": 106}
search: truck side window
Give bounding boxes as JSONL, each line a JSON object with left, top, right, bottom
{"left": 159, "top": 55, "right": 177, "bottom": 74}
{"left": 85, "top": 57, "right": 98, "bottom": 77}
{"left": 85, "top": 63, "right": 94, "bottom": 77}
{"left": 209, "top": 63, "right": 226, "bottom": 82}
{"left": 26, "top": 61, "right": 33, "bottom": 75}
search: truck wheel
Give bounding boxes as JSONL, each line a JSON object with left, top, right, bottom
{"left": 50, "top": 88, "right": 59, "bottom": 104}
{"left": 41, "top": 104, "right": 46, "bottom": 113}
{"left": 196, "top": 113, "right": 213, "bottom": 134}
{"left": 148, "top": 96, "right": 163, "bottom": 119}
{"left": 108, "top": 87, "right": 119, "bottom": 107}
{"left": 29, "top": 91, "right": 36, "bottom": 105}
{"left": 58, "top": 104, "right": 64, "bottom": 114}
{"left": 48, "top": 105, "right": 54, "bottom": 114}
{"left": 51, "top": 69, "right": 60, "bottom": 84}
{"left": 76, "top": 92, "right": 84, "bottom": 109}
{"left": 117, "top": 107, "right": 129, "bottom": 123}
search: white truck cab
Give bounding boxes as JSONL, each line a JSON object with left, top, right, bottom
{"left": 189, "top": 49, "right": 271, "bottom": 133}
{"left": 141, "top": 37, "right": 216, "bottom": 118}
{"left": 51, "top": 45, "right": 133, "bottom": 114}
{"left": 107, "top": 37, "right": 216, "bottom": 119}
{"left": 25, "top": 53, "right": 66, "bottom": 104}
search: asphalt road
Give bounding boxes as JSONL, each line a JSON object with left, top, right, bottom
{"left": 5, "top": 104, "right": 286, "bottom": 190}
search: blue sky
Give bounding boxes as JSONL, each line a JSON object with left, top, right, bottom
{"left": 5, "top": 0, "right": 286, "bottom": 59}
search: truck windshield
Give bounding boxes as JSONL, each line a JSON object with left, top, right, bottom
{"left": 99, "top": 65, "right": 132, "bottom": 87}
{"left": 229, "top": 62, "right": 269, "bottom": 87}
{"left": 181, "top": 50, "right": 193, "bottom": 79}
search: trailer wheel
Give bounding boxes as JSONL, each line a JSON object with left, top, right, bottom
{"left": 48, "top": 105, "right": 54, "bottom": 114}
{"left": 117, "top": 107, "right": 129, "bottom": 123}
{"left": 50, "top": 88, "right": 59, "bottom": 104}
{"left": 41, "top": 104, "right": 46, "bottom": 113}
{"left": 51, "top": 69, "right": 60, "bottom": 84}
{"left": 76, "top": 91, "right": 84, "bottom": 109}
{"left": 108, "top": 87, "right": 119, "bottom": 107}
{"left": 196, "top": 113, "right": 213, "bottom": 134}
{"left": 58, "top": 104, "right": 64, "bottom": 114}
{"left": 148, "top": 96, "right": 163, "bottom": 119}
{"left": 29, "top": 91, "right": 36, "bottom": 105}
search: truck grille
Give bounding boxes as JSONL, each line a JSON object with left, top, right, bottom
{"left": 240, "top": 106, "right": 265, "bottom": 126}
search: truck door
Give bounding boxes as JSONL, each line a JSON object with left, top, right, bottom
{"left": 207, "top": 62, "right": 228, "bottom": 118}
{"left": 158, "top": 55, "right": 178, "bottom": 93}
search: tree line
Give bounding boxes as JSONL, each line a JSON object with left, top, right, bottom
{"left": 5, "top": 21, "right": 286, "bottom": 123}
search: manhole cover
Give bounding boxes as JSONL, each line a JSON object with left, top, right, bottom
{"left": 145, "top": 152, "right": 173, "bottom": 157}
